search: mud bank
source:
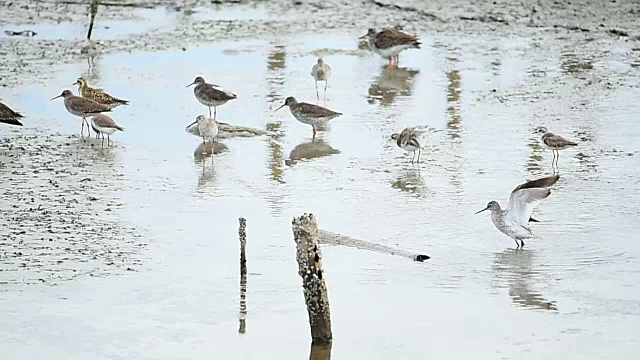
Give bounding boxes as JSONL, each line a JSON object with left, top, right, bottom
{"left": 0, "top": 129, "right": 143, "bottom": 286}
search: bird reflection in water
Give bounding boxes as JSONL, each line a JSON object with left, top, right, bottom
{"left": 367, "top": 66, "right": 419, "bottom": 106}
{"left": 492, "top": 249, "right": 557, "bottom": 311}
{"left": 286, "top": 137, "right": 339, "bottom": 165}
{"left": 390, "top": 165, "right": 427, "bottom": 197}
{"left": 193, "top": 140, "right": 227, "bottom": 160}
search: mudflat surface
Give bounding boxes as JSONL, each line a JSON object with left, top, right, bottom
{"left": 1, "top": 0, "right": 640, "bottom": 359}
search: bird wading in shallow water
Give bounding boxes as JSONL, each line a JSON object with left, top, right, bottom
{"left": 391, "top": 128, "right": 421, "bottom": 163}
{"left": 186, "top": 115, "right": 219, "bottom": 155}
{"left": 186, "top": 76, "right": 237, "bottom": 120}
{"left": 536, "top": 127, "right": 578, "bottom": 169}
{"left": 51, "top": 90, "right": 111, "bottom": 136}
{"left": 275, "top": 96, "right": 342, "bottom": 138}
{"left": 359, "top": 27, "right": 421, "bottom": 68}
{"left": 475, "top": 175, "right": 560, "bottom": 248}
{"left": 91, "top": 114, "right": 124, "bottom": 148}
{"left": 310, "top": 58, "right": 332, "bottom": 100}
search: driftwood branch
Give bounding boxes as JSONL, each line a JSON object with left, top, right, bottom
{"left": 319, "top": 230, "right": 430, "bottom": 262}
{"left": 292, "top": 213, "right": 332, "bottom": 344}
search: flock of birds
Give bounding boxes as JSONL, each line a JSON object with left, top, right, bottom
{"left": 0, "top": 25, "right": 582, "bottom": 248}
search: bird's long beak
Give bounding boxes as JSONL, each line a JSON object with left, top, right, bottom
{"left": 186, "top": 119, "right": 198, "bottom": 129}
{"left": 51, "top": 95, "right": 62, "bottom": 101}
{"left": 474, "top": 206, "right": 489, "bottom": 215}
{"left": 358, "top": 34, "right": 368, "bottom": 39}
{"left": 72, "top": 81, "right": 79, "bottom": 85}
{"left": 274, "top": 104, "right": 286, "bottom": 111}
{"left": 185, "top": 81, "right": 196, "bottom": 88}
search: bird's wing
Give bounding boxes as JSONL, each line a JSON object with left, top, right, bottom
{"left": 310, "top": 64, "right": 319, "bottom": 76}
{"left": 75, "top": 97, "right": 112, "bottom": 113}
{"left": 297, "top": 102, "right": 342, "bottom": 118}
{"left": 206, "top": 84, "right": 236, "bottom": 100}
{"left": 544, "top": 133, "right": 577, "bottom": 147}
{"left": 374, "top": 28, "right": 419, "bottom": 49}
{"left": 505, "top": 176, "right": 559, "bottom": 226}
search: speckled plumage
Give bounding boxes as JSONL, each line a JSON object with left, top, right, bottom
{"left": 0, "top": 101, "right": 24, "bottom": 126}
{"left": 74, "top": 78, "right": 129, "bottom": 109}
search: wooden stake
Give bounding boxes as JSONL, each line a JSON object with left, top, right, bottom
{"left": 292, "top": 213, "right": 332, "bottom": 343}
{"left": 238, "top": 217, "right": 247, "bottom": 334}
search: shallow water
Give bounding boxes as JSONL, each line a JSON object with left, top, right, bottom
{"left": 2, "top": 6, "right": 640, "bottom": 359}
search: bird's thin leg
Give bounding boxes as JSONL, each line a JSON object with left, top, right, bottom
{"left": 411, "top": 151, "right": 416, "bottom": 164}
{"left": 108, "top": 135, "right": 111, "bottom": 147}
{"left": 101, "top": 134, "right": 104, "bottom": 148}
{"left": 556, "top": 151, "right": 560, "bottom": 167}
{"left": 214, "top": 107, "right": 217, "bottom": 121}
{"left": 324, "top": 80, "right": 328, "bottom": 98}
{"left": 312, "top": 126, "right": 317, "bottom": 136}
{"left": 514, "top": 238, "right": 520, "bottom": 248}
{"left": 417, "top": 149, "right": 421, "bottom": 163}
{"left": 315, "top": 80, "right": 319, "bottom": 100}
{"left": 202, "top": 137, "right": 207, "bottom": 155}
{"left": 208, "top": 107, "right": 212, "bottom": 118}
{"left": 86, "top": 119, "right": 92, "bottom": 136}
{"left": 520, "top": 239, "right": 525, "bottom": 248}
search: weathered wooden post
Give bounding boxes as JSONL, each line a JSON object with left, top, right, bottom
{"left": 238, "top": 217, "right": 247, "bottom": 334}
{"left": 292, "top": 213, "right": 332, "bottom": 344}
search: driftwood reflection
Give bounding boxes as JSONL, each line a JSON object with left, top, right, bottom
{"left": 286, "top": 138, "right": 340, "bottom": 164}
{"left": 493, "top": 249, "right": 557, "bottom": 311}
{"left": 367, "top": 66, "right": 419, "bottom": 106}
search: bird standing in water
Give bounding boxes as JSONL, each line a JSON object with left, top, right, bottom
{"left": 391, "top": 127, "right": 421, "bottom": 163}
{"left": 310, "top": 58, "right": 332, "bottom": 100}
{"left": 475, "top": 175, "right": 560, "bottom": 248}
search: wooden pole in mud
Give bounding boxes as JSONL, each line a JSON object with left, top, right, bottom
{"left": 87, "top": 0, "right": 99, "bottom": 40}
{"left": 292, "top": 213, "right": 332, "bottom": 344}
{"left": 238, "top": 217, "right": 247, "bottom": 334}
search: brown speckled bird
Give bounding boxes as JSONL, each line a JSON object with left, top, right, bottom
{"left": 74, "top": 77, "right": 129, "bottom": 109}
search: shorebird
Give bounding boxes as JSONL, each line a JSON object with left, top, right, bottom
{"left": 51, "top": 90, "right": 111, "bottom": 136}
{"left": 310, "top": 58, "right": 331, "bottom": 99}
{"left": 275, "top": 96, "right": 342, "bottom": 136}
{"left": 359, "top": 27, "right": 421, "bottom": 67}
{"left": 0, "top": 101, "right": 24, "bottom": 126}
{"left": 81, "top": 39, "right": 98, "bottom": 68}
{"left": 186, "top": 115, "right": 219, "bottom": 155}
{"left": 475, "top": 175, "right": 560, "bottom": 248}
{"left": 391, "top": 127, "right": 421, "bottom": 163}
{"left": 536, "top": 127, "right": 578, "bottom": 168}
{"left": 91, "top": 114, "right": 124, "bottom": 148}
{"left": 74, "top": 77, "right": 129, "bottom": 109}
{"left": 186, "top": 76, "right": 237, "bottom": 120}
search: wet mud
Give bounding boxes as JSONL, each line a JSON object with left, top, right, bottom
{"left": 0, "top": 130, "right": 143, "bottom": 285}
